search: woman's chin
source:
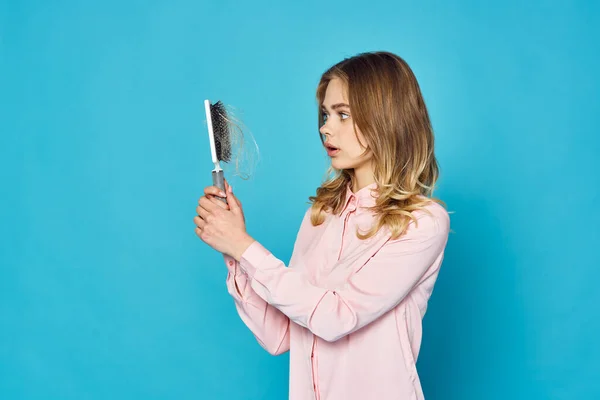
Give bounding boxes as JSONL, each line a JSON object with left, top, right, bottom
{"left": 331, "top": 156, "right": 372, "bottom": 172}
{"left": 331, "top": 159, "right": 350, "bottom": 170}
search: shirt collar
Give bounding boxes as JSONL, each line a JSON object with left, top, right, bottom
{"left": 341, "top": 182, "right": 379, "bottom": 214}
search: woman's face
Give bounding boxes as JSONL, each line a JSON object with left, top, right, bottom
{"left": 320, "top": 78, "right": 373, "bottom": 172}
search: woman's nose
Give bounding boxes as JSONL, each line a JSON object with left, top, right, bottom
{"left": 319, "top": 123, "right": 331, "bottom": 136}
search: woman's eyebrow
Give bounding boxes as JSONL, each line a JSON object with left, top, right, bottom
{"left": 321, "top": 103, "right": 351, "bottom": 111}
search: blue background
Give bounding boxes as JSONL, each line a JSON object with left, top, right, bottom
{"left": 1, "top": 0, "right": 599, "bottom": 399}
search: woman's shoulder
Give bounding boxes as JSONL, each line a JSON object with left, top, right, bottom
{"left": 408, "top": 196, "right": 450, "bottom": 237}
{"left": 416, "top": 196, "right": 449, "bottom": 216}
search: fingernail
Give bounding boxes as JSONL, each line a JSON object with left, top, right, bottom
{"left": 229, "top": 185, "right": 233, "bottom": 193}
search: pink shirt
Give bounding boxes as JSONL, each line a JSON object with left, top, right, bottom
{"left": 223, "top": 182, "right": 450, "bottom": 400}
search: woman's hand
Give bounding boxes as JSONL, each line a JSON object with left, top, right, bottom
{"left": 194, "top": 179, "right": 255, "bottom": 261}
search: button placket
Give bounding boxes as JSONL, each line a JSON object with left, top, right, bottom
{"left": 337, "top": 196, "right": 357, "bottom": 261}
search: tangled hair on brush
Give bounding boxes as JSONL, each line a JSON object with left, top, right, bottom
{"left": 308, "top": 51, "right": 446, "bottom": 241}
{"left": 210, "top": 103, "right": 260, "bottom": 181}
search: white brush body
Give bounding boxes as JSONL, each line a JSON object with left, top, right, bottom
{"left": 204, "top": 99, "right": 222, "bottom": 172}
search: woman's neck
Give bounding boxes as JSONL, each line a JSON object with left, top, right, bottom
{"left": 351, "top": 163, "right": 375, "bottom": 192}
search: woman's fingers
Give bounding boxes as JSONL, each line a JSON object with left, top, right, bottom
{"left": 195, "top": 197, "right": 226, "bottom": 227}
{"left": 204, "top": 185, "right": 226, "bottom": 198}
{"left": 209, "top": 194, "right": 230, "bottom": 210}
{"left": 227, "top": 187, "right": 242, "bottom": 210}
{"left": 196, "top": 204, "right": 209, "bottom": 221}
{"left": 195, "top": 182, "right": 232, "bottom": 234}
{"left": 193, "top": 215, "right": 205, "bottom": 229}
{"left": 232, "top": 192, "right": 242, "bottom": 208}
{"left": 198, "top": 195, "right": 222, "bottom": 213}
{"left": 203, "top": 185, "right": 229, "bottom": 209}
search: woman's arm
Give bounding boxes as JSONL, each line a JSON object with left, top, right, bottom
{"left": 224, "top": 254, "right": 291, "bottom": 356}
{"left": 223, "top": 209, "right": 313, "bottom": 355}
{"left": 236, "top": 209, "right": 450, "bottom": 343}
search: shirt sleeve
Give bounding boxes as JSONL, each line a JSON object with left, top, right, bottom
{"left": 237, "top": 209, "right": 450, "bottom": 343}
{"left": 224, "top": 255, "right": 290, "bottom": 355}
{"left": 222, "top": 210, "right": 313, "bottom": 354}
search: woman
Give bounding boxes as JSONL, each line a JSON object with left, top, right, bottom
{"left": 194, "top": 51, "right": 450, "bottom": 400}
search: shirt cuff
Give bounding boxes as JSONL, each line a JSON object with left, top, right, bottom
{"left": 239, "top": 240, "right": 271, "bottom": 278}
{"left": 223, "top": 254, "right": 239, "bottom": 275}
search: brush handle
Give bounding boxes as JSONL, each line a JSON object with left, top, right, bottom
{"left": 212, "top": 170, "right": 227, "bottom": 203}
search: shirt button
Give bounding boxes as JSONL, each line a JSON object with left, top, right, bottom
{"left": 229, "top": 261, "right": 234, "bottom": 266}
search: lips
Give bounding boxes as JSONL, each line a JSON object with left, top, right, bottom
{"left": 325, "top": 143, "right": 340, "bottom": 156}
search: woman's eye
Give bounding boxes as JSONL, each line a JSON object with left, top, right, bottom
{"left": 322, "top": 111, "right": 349, "bottom": 122}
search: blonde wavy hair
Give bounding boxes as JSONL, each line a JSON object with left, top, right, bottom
{"left": 308, "top": 51, "right": 445, "bottom": 240}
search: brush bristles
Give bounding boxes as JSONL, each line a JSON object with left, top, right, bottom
{"left": 210, "top": 101, "right": 232, "bottom": 163}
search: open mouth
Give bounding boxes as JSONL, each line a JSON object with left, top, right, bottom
{"left": 325, "top": 144, "right": 340, "bottom": 155}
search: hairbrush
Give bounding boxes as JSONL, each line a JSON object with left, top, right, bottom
{"left": 204, "top": 99, "right": 231, "bottom": 203}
